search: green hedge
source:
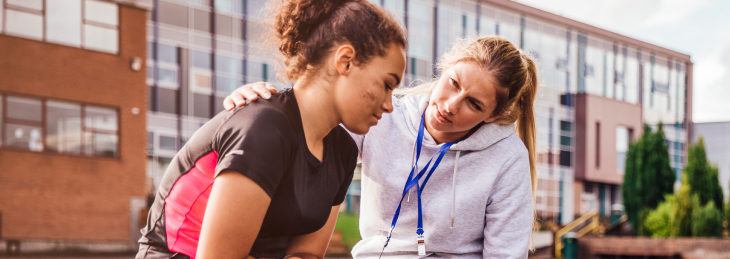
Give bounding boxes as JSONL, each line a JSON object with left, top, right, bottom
{"left": 335, "top": 213, "right": 361, "bottom": 249}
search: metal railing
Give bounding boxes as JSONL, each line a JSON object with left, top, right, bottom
{"left": 554, "top": 210, "right": 599, "bottom": 259}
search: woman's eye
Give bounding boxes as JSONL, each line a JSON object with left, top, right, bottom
{"left": 470, "top": 101, "right": 482, "bottom": 111}
{"left": 450, "top": 78, "right": 457, "bottom": 87}
{"left": 384, "top": 82, "right": 393, "bottom": 91}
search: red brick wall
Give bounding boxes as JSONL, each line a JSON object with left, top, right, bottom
{"left": 0, "top": 5, "right": 147, "bottom": 242}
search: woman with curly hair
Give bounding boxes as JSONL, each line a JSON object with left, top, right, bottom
{"left": 136, "top": 0, "right": 407, "bottom": 258}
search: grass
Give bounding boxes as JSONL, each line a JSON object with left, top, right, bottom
{"left": 334, "top": 213, "right": 361, "bottom": 249}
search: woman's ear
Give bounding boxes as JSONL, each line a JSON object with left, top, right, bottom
{"left": 483, "top": 115, "right": 499, "bottom": 124}
{"left": 334, "top": 45, "right": 355, "bottom": 76}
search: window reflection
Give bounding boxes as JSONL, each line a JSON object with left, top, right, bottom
{"left": 46, "top": 101, "right": 82, "bottom": 154}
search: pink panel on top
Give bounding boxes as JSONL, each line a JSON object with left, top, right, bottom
{"left": 165, "top": 151, "right": 219, "bottom": 258}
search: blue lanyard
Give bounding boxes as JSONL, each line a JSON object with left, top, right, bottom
{"left": 384, "top": 114, "right": 458, "bottom": 247}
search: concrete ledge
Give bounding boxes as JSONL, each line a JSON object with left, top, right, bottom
{"left": 579, "top": 236, "right": 730, "bottom": 257}
{"left": 0, "top": 239, "right": 136, "bottom": 255}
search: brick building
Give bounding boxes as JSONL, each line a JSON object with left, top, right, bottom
{"left": 0, "top": 0, "right": 152, "bottom": 253}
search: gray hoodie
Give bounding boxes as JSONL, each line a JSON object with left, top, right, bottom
{"left": 349, "top": 93, "right": 532, "bottom": 258}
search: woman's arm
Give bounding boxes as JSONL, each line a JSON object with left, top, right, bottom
{"left": 483, "top": 151, "right": 533, "bottom": 259}
{"left": 196, "top": 170, "right": 272, "bottom": 259}
{"left": 284, "top": 205, "right": 342, "bottom": 259}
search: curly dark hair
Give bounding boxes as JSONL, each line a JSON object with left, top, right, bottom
{"left": 272, "top": 0, "right": 407, "bottom": 81}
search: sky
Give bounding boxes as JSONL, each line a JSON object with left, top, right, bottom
{"left": 512, "top": 0, "right": 730, "bottom": 123}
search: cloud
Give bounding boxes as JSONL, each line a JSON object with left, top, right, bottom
{"left": 641, "top": 0, "right": 710, "bottom": 28}
{"left": 692, "top": 42, "right": 730, "bottom": 122}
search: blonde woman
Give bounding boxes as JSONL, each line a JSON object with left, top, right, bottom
{"left": 226, "top": 37, "right": 538, "bottom": 258}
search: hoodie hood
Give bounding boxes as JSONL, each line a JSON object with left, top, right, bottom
{"left": 399, "top": 93, "right": 516, "bottom": 151}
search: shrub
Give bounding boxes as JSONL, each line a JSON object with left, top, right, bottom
{"left": 644, "top": 195, "right": 674, "bottom": 237}
{"left": 691, "top": 202, "right": 723, "bottom": 237}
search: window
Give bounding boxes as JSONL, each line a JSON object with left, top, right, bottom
{"left": 2, "top": 95, "right": 115, "bottom": 156}
{"left": 2, "top": 0, "right": 118, "bottom": 52}
{"left": 215, "top": 0, "right": 244, "bottom": 15}
{"left": 193, "top": 9, "right": 211, "bottom": 32}
{"left": 560, "top": 121, "right": 572, "bottom": 132}
{"left": 193, "top": 51, "right": 212, "bottom": 69}
{"left": 616, "top": 126, "right": 629, "bottom": 174}
{"left": 595, "top": 122, "right": 600, "bottom": 168}
{"left": 192, "top": 71, "right": 212, "bottom": 93}
{"left": 0, "top": 1, "right": 4, "bottom": 34}
{"left": 193, "top": 93, "right": 211, "bottom": 118}
{"left": 5, "top": 96, "right": 44, "bottom": 151}
{"left": 159, "top": 135, "right": 177, "bottom": 151}
{"left": 407, "top": 0, "right": 434, "bottom": 68}
{"left": 155, "top": 44, "right": 180, "bottom": 88}
{"left": 83, "top": 0, "right": 119, "bottom": 53}
{"left": 7, "top": 96, "right": 42, "bottom": 122}
{"left": 83, "top": 105, "right": 118, "bottom": 157}
{"left": 46, "top": 101, "right": 82, "bottom": 154}
{"left": 560, "top": 136, "right": 572, "bottom": 146}
{"left": 559, "top": 150, "right": 571, "bottom": 166}
{"left": 158, "top": 88, "right": 178, "bottom": 114}
{"left": 46, "top": 0, "right": 82, "bottom": 47}
{"left": 159, "top": 2, "right": 189, "bottom": 28}
{"left": 147, "top": 132, "right": 154, "bottom": 151}
{"left": 157, "top": 44, "right": 179, "bottom": 64}
{"left": 5, "top": 6, "right": 44, "bottom": 40}
{"left": 246, "top": 60, "right": 265, "bottom": 83}
{"left": 383, "top": 0, "right": 405, "bottom": 25}
{"left": 246, "top": 0, "right": 267, "bottom": 20}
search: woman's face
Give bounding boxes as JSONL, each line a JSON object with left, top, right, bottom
{"left": 426, "top": 61, "right": 500, "bottom": 137}
{"left": 335, "top": 44, "right": 407, "bottom": 134}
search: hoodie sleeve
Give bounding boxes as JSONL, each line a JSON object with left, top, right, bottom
{"left": 483, "top": 149, "right": 533, "bottom": 259}
{"left": 341, "top": 126, "right": 365, "bottom": 161}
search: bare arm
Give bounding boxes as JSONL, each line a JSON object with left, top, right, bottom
{"left": 196, "top": 170, "right": 272, "bottom": 259}
{"left": 284, "top": 205, "right": 342, "bottom": 259}
{"left": 223, "top": 82, "right": 279, "bottom": 110}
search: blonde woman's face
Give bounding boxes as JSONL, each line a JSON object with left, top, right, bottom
{"left": 426, "top": 61, "right": 500, "bottom": 136}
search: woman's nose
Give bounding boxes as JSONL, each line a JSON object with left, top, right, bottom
{"left": 444, "top": 97, "right": 459, "bottom": 114}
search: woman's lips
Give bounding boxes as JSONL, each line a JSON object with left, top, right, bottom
{"left": 435, "top": 108, "right": 452, "bottom": 123}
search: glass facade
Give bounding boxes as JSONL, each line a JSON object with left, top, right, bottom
{"left": 144, "top": 0, "right": 690, "bottom": 224}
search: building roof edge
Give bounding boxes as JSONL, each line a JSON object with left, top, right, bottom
{"left": 483, "top": 0, "right": 692, "bottom": 62}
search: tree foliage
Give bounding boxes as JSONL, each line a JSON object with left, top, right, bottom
{"left": 644, "top": 195, "right": 674, "bottom": 237}
{"left": 684, "top": 137, "right": 724, "bottom": 212}
{"left": 691, "top": 201, "right": 723, "bottom": 237}
{"left": 622, "top": 124, "right": 675, "bottom": 234}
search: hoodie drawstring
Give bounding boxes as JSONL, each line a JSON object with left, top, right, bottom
{"left": 408, "top": 138, "right": 418, "bottom": 202}
{"left": 451, "top": 150, "right": 461, "bottom": 227}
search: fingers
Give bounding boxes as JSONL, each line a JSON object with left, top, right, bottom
{"left": 252, "top": 82, "right": 277, "bottom": 99}
{"left": 226, "top": 82, "right": 279, "bottom": 111}
{"left": 224, "top": 96, "right": 236, "bottom": 111}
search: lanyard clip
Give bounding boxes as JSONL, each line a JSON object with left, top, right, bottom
{"left": 384, "top": 228, "right": 394, "bottom": 247}
{"left": 417, "top": 235, "right": 426, "bottom": 256}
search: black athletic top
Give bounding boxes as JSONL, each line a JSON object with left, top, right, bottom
{"left": 136, "top": 88, "right": 357, "bottom": 259}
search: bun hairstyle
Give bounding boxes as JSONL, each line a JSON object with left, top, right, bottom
{"left": 273, "top": 0, "right": 407, "bottom": 81}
